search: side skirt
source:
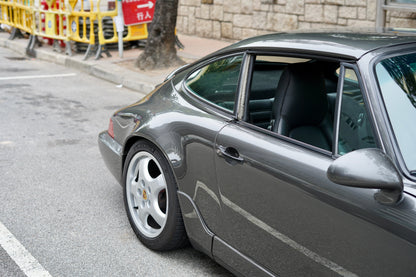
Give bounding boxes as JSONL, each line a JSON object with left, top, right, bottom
{"left": 212, "top": 236, "right": 275, "bottom": 277}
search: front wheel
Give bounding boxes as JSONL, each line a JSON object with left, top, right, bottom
{"left": 123, "top": 141, "right": 188, "bottom": 251}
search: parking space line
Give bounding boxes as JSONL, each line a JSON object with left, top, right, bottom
{"left": 0, "top": 221, "right": 52, "bottom": 277}
{"left": 0, "top": 73, "right": 76, "bottom": 81}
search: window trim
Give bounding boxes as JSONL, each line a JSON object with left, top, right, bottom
{"left": 240, "top": 54, "right": 256, "bottom": 123}
{"left": 333, "top": 65, "right": 345, "bottom": 156}
{"left": 333, "top": 63, "right": 381, "bottom": 158}
{"left": 236, "top": 53, "right": 252, "bottom": 121}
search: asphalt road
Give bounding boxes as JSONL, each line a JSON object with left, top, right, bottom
{"left": 0, "top": 46, "right": 232, "bottom": 277}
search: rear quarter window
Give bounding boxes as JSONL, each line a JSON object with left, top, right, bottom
{"left": 185, "top": 55, "right": 243, "bottom": 112}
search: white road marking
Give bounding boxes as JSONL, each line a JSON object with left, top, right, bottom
{"left": 0, "top": 73, "right": 76, "bottom": 81}
{"left": 0, "top": 221, "right": 52, "bottom": 277}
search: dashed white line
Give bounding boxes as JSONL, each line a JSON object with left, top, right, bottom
{"left": 0, "top": 73, "right": 76, "bottom": 81}
{"left": 0, "top": 221, "right": 52, "bottom": 277}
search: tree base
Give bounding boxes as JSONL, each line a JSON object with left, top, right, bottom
{"left": 135, "top": 51, "right": 185, "bottom": 71}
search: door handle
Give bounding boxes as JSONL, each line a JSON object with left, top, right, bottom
{"left": 217, "top": 145, "right": 244, "bottom": 163}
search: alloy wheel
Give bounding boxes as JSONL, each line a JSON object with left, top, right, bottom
{"left": 125, "top": 151, "right": 168, "bottom": 238}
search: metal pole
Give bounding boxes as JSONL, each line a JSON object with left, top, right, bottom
{"left": 117, "top": 0, "right": 123, "bottom": 58}
{"left": 376, "top": 0, "right": 386, "bottom": 29}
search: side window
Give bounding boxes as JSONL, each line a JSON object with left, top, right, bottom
{"left": 246, "top": 56, "right": 315, "bottom": 129}
{"left": 247, "top": 56, "right": 287, "bottom": 128}
{"left": 185, "top": 55, "right": 243, "bottom": 112}
{"left": 338, "top": 68, "right": 377, "bottom": 155}
{"left": 246, "top": 55, "right": 339, "bottom": 152}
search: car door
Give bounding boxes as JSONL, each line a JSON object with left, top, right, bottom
{"left": 177, "top": 53, "right": 246, "bottom": 244}
{"left": 212, "top": 56, "right": 416, "bottom": 277}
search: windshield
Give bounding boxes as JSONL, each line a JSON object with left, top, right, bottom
{"left": 375, "top": 52, "right": 416, "bottom": 174}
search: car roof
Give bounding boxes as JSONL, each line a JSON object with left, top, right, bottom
{"left": 216, "top": 29, "right": 416, "bottom": 60}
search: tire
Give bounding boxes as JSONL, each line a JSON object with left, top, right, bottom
{"left": 123, "top": 140, "right": 188, "bottom": 251}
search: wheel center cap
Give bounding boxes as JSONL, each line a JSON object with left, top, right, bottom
{"left": 142, "top": 189, "right": 148, "bottom": 200}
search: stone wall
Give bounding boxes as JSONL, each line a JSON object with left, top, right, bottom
{"left": 176, "top": 0, "right": 416, "bottom": 41}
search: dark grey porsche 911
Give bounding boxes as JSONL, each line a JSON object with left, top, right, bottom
{"left": 99, "top": 30, "right": 416, "bottom": 277}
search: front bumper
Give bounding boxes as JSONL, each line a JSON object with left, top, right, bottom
{"left": 98, "top": 131, "right": 124, "bottom": 185}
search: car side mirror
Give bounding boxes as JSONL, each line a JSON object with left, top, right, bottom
{"left": 327, "top": 148, "right": 403, "bottom": 204}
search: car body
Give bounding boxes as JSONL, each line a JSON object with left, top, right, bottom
{"left": 99, "top": 30, "right": 416, "bottom": 277}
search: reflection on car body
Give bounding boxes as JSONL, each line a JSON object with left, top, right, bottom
{"left": 99, "top": 30, "right": 416, "bottom": 277}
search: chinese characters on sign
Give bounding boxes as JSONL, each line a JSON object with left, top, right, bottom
{"left": 122, "top": 0, "right": 156, "bottom": 26}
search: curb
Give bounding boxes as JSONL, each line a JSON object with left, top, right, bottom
{"left": 0, "top": 38, "right": 26, "bottom": 57}
{"left": 0, "top": 36, "right": 156, "bottom": 94}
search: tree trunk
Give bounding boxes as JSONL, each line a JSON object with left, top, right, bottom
{"left": 135, "top": 0, "right": 184, "bottom": 70}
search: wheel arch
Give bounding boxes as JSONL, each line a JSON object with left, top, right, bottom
{"left": 123, "top": 135, "right": 164, "bottom": 173}
{"left": 122, "top": 134, "right": 183, "bottom": 187}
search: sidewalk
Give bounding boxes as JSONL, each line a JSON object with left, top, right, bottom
{"left": 0, "top": 31, "right": 231, "bottom": 94}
